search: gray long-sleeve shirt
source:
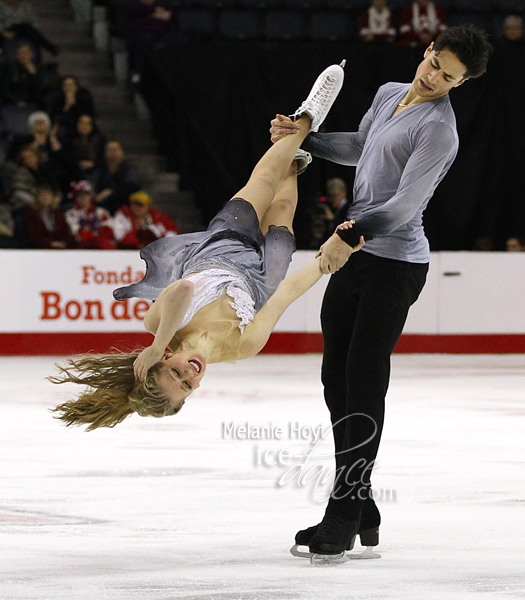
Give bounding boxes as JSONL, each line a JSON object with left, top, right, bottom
{"left": 303, "top": 82, "right": 459, "bottom": 263}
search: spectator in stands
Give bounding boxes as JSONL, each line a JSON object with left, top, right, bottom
{"left": 126, "top": 0, "right": 178, "bottom": 83}
{"left": 506, "top": 237, "right": 525, "bottom": 251}
{"left": 64, "top": 114, "right": 106, "bottom": 181}
{"left": 0, "top": 0, "right": 57, "bottom": 60}
{"left": 0, "top": 42, "right": 44, "bottom": 107}
{"left": 28, "top": 111, "right": 60, "bottom": 164}
{"left": 360, "top": 0, "right": 396, "bottom": 44}
{"left": 48, "top": 75, "right": 95, "bottom": 141}
{"left": 400, "top": 0, "right": 447, "bottom": 47}
{"left": 93, "top": 140, "right": 140, "bottom": 214}
{"left": 23, "top": 183, "right": 72, "bottom": 248}
{"left": 25, "top": 110, "right": 76, "bottom": 200}
{"left": 310, "top": 178, "right": 350, "bottom": 248}
{"left": 65, "top": 180, "right": 116, "bottom": 249}
{"left": 8, "top": 143, "right": 56, "bottom": 211}
{"left": 502, "top": 15, "right": 523, "bottom": 44}
{"left": 113, "top": 190, "right": 178, "bottom": 249}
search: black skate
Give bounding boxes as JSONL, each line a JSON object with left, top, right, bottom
{"left": 290, "top": 496, "right": 381, "bottom": 562}
{"left": 308, "top": 514, "right": 360, "bottom": 565}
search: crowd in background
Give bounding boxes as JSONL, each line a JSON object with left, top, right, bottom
{"left": 1, "top": 0, "right": 523, "bottom": 251}
{"left": 0, "top": 0, "right": 179, "bottom": 249}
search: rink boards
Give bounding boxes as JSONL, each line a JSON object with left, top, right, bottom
{"left": 1, "top": 250, "right": 525, "bottom": 354}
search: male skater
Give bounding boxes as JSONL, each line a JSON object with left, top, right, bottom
{"left": 271, "top": 25, "right": 492, "bottom": 564}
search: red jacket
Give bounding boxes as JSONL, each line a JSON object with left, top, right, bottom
{"left": 400, "top": 2, "right": 447, "bottom": 46}
{"left": 65, "top": 203, "right": 116, "bottom": 249}
{"left": 360, "top": 7, "right": 396, "bottom": 43}
{"left": 113, "top": 205, "right": 179, "bottom": 250}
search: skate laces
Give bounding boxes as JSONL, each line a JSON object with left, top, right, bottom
{"left": 317, "top": 515, "right": 353, "bottom": 539}
{"left": 292, "top": 74, "right": 337, "bottom": 119}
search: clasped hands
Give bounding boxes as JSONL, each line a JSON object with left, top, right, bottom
{"left": 316, "top": 222, "right": 365, "bottom": 275}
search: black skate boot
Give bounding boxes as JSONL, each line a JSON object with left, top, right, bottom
{"left": 290, "top": 523, "right": 356, "bottom": 558}
{"left": 308, "top": 514, "right": 360, "bottom": 565}
{"left": 290, "top": 496, "right": 381, "bottom": 560}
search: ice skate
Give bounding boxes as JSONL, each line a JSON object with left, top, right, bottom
{"left": 289, "top": 61, "right": 345, "bottom": 132}
{"left": 293, "top": 149, "right": 312, "bottom": 175}
{"left": 290, "top": 496, "right": 381, "bottom": 561}
{"left": 308, "top": 513, "right": 359, "bottom": 566}
{"left": 290, "top": 523, "right": 355, "bottom": 558}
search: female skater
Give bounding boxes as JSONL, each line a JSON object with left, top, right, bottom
{"left": 51, "top": 62, "right": 362, "bottom": 431}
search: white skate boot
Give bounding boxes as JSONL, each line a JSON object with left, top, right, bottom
{"left": 290, "top": 60, "right": 346, "bottom": 132}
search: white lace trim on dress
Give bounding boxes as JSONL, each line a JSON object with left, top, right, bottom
{"left": 178, "top": 268, "right": 256, "bottom": 334}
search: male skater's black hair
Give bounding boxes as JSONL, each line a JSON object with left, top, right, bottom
{"left": 434, "top": 25, "right": 493, "bottom": 79}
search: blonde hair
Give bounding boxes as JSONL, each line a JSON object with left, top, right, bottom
{"left": 49, "top": 351, "right": 181, "bottom": 431}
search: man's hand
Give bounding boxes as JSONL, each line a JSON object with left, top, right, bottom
{"left": 134, "top": 345, "right": 164, "bottom": 382}
{"left": 270, "top": 114, "right": 300, "bottom": 144}
{"left": 316, "top": 221, "right": 365, "bottom": 274}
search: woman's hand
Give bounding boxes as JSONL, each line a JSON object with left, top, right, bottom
{"left": 133, "top": 345, "right": 164, "bottom": 382}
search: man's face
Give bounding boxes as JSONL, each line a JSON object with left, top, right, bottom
{"left": 504, "top": 23, "right": 523, "bottom": 41}
{"left": 413, "top": 44, "right": 468, "bottom": 100}
{"left": 33, "top": 118, "right": 49, "bottom": 135}
{"left": 130, "top": 201, "right": 149, "bottom": 219}
{"left": 105, "top": 141, "right": 124, "bottom": 163}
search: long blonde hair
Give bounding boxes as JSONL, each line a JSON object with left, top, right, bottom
{"left": 49, "top": 351, "right": 180, "bottom": 431}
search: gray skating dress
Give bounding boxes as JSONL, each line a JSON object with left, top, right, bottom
{"left": 113, "top": 199, "right": 295, "bottom": 330}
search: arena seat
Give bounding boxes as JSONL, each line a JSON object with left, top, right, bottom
{"left": 264, "top": 10, "right": 307, "bottom": 39}
{"left": 219, "top": 10, "right": 261, "bottom": 38}
{"left": 311, "top": 10, "right": 350, "bottom": 40}
{"left": 177, "top": 9, "right": 215, "bottom": 37}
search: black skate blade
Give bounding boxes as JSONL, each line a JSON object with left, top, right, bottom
{"left": 290, "top": 544, "right": 312, "bottom": 558}
{"left": 310, "top": 551, "right": 349, "bottom": 566}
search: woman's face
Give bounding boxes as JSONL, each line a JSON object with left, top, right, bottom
{"left": 75, "top": 191, "right": 92, "bottom": 210}
{"left": 62, "top": 77, "right": 78, "bottom": 96}
{"left": 35, "top": 189, "right": 54, "bottom": 209}
{"left": 156, "top": 350, "right": 207, "bottom": 411}
{"left": 77, "top": 115, "right": 93, "bottom": 136}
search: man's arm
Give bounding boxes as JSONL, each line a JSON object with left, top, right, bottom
{"left": 270, "top": 106, "right": 373, "bottom": 167}
{"left": 322, "top": 120, "right": 457, "bottom": 271}
{"left": 302, "top": 106, "right": 374, "bottom": 166}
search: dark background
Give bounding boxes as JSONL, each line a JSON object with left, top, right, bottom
{"left": 142, "top": 39, "right": 525, "bottom": 250}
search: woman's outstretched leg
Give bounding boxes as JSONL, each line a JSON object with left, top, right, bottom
{"left": 233, "top": 116, "right": 310, "bottom": 224}
{"left": 260, "top": 163, "right": 298, "bottom": 235}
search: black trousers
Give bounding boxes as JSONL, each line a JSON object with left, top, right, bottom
{"left": 320, "top": 250, "right": 428, "bottom": 519}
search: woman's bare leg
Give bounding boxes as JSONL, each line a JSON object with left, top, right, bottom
{"left": 260, "top": 164, "right": 298, "bottom": 235}
{"left": 232, "top": 115, "right": 310, "bottom": 224}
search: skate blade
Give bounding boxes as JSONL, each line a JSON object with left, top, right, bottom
{"left": 310, "top": 551, "right": 349, "bottom": 566}
{"left": 347, "top": 547, "right": 381, "bottom": 560}
{"left": 290, "top": 544, "right": 312, "bottom": 559}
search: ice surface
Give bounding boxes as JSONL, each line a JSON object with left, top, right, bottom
{"left": 0, "top": 354, "right": 524, "bottom": 600}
